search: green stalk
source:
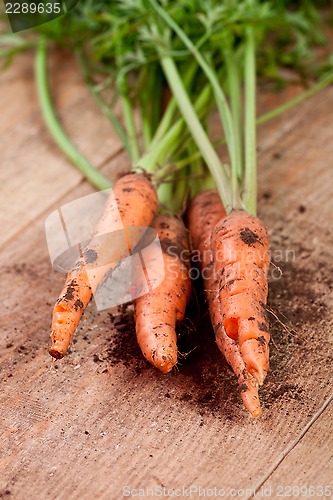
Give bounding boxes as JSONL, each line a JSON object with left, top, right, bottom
{"left": 221, "top": 51, "right": 242, "bottom": 208}
{"left": 243, "top": 25, "right": 257, "bottom": 215}
{"left": 141, "top": 89, "right": 152, "bottom": 150}
{"left": 35, "top": 38, "right": 111, "bottom": 191}
{"left": 148, "top": 62, "right": 197, "bottom": 151}
{"left": 137, "top": 110, "right": 184, "bottom": 173}
{"left": 119, "top": 75, "right": 140, "bottom": 162}
{"left": 156, "top": 83, "right": 214, "bottom": 169}
{"left": 186, "top": 140, "right": 205, "bottom": 199}
{"left": 160, "top": 55, "right": 232, "bottom": 210}
{"left": 77, "top": 51, "right": 130, "bottom": 154}
{"left": 172, "top": 164, "right": 189, "bottom": 213}
{"left": 154, "top": 152, "right": 199, "bottom": 181}
{"left": 138, "top": 82, "right": 212, "bottom": 174}
{"left": 148, "top": 98, "right": 178, "bottom": 153}
{"left": 140, "top": 65, "right": 161, "bottom": 150}
{"left": 156, "top": 69, "right": 333, "bottom": 178}
{"left": 225, "top": 50, "right": 243, "bottom": 180}
{"left": 149, "top": 0, "right": 236, "bottom": 190}
{"left": 157, "top": 179, "right": 174, "bottom": 209}
{"left": 150, "top": 65, "right": 163, "bottom": 138}
{"left": 256, "top": 71, "right": 333, "bottom": 124}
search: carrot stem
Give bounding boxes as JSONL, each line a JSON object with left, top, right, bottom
{"left": 35, "top": 38, "right": 112, "bottom": 191}
{"left": 138, "top": 82, "right": 211, "bottom": 175}
{"left": 148, "top": 97, "right": 177, "bottom": 152}
{"left": 148, "top": 62, "right": 197, "bottom": 152}
{"left": 225, "top": 49, "right": 243, "bottom": 182}
{"left": 157, "top": 68, "right": 333, "bottom": 179}
{"left": 149, "top": 0, "right": 236, "bottom": 177}
{"left": 76, "top": 51, "right": 130, "bottom": 155}
{"left": 256, "top": 71, "right": 333, "bottom": 124}
{"left": 137, "top": 110, "right": 184, "bottom": 173}
{"left": 160, "top": 55, "right": 232, "bottom": 210}
{"left": 119, "top": 75, "right": 141, "bottom": 163}
{"left": 141, "top": 89, "right": 153, "bottom": 150}
{"left": 243, "top": 24, "right": 257, "bottom": 215}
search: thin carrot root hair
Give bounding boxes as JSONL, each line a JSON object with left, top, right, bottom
{"left": 135, "top": 213, "right": 191, "bottom": 373}
{"left": 50, "top": 173, "right": 158, "bottom": 359}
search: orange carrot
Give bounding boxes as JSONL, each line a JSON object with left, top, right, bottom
{"left": 50, "top": 173, "right": 158, "bottom": 359}
{"left": 187, "top": 190, "right": 266, "bottom": 417}
{"left": 211, "top": 209, "right": 270, "bottom": 389}
{"left": 135, "top": 214, "right": 191, "bottom": 373}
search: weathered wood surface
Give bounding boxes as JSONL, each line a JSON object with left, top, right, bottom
{"left": 257, "top": 402, "right": 333, "bottom": 497}
{"left": 0, "top": 49, "right": 124, "bottom": 249}
{"left": 0, "top": 51, "right": 332, "bottom": 499}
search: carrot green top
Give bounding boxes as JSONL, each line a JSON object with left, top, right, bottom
{"left": 3, "top": 0, "right": 332, "bottom": 214}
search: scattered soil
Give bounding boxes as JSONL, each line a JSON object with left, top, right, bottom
{"left": 240, "top": 227, "right": 261, "bottom": 246}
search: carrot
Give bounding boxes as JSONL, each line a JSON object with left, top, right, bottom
{"left": 49, "top": 173, "right": 158, "bottom": 359}
{"left": 187, "top": 190, "right": 265, "bottom": 417}
{"left": 211, "top": 209, "right": 270, "bottom": 386}
{"left": 134, "top": 214, "right": 191, "bottom": 373}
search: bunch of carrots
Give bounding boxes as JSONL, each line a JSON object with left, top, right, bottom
{"left": 2, "top": 0, "right": 333, "bottom": 416}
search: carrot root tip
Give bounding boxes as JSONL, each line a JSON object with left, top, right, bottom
{"left": 151, "top": 350, "right": 177, "bottom": 374}
{"left": 49, "top": 347, "right": 65, "bottom": 359}
{"left": 240, "top": 378, "right": 262, "bottom": 417}
{"left": 248, "top": 366, "right": 267, "bottom": 386}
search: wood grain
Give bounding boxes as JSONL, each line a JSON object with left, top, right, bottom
{"left": 256, "top": 401, "right": 333, "bottom": 497}
{"left": 0, "top": 51, "right": 124, "bottom": 249}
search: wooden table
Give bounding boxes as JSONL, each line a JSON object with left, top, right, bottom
{"left": 1, "top": 50, "right": 332, "bottom": 499}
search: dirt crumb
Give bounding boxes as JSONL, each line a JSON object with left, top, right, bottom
{"left": 240, "top": 227, "right": 260, "bottom": 246}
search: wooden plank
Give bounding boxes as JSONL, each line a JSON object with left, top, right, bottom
{"left": 0, "top": 78, "right": 332, "bottom": 498}
{"left": 255, "top": 401, "right": 333, "bottom": 498}
{"left": 0, "top": 50, "right": 124, "bottom": 249}
{"left": 0, "top": 50, "right": 38, "bottom": 135}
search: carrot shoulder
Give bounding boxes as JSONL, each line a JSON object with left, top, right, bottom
{"left": 135, "top": 214, "right": 191, "bottom": 373}
{"left": 187, "top": 190, "right": 264, "bottom": 417}
{"left": 50, "top": 173, "right": 158, "bottom": 359}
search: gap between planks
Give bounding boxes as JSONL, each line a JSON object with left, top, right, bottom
{"left": 249, "top": 393, "right": 333, "bottom": 498}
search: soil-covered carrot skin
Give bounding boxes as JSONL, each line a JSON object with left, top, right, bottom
{"left": 187, "top": 191, "right": 263, "bottom": 417}
{"left": 50, "top": 173, "right": 158, "bottom": 359}
{"left": 211, "top": 209, "right": 270, "bottom": 388}
{"left": 135, "top": 214, "right": 191, "bottom": 374}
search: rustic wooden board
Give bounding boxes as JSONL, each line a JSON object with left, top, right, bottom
{"left": 0, "top": 51, "right": 332, "bottom": 499}
{"left": 256, "top": 401, "right": 333, "bottom": 498}
{"left": 0, "top": 50, "right": 124, "bottom": 249}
